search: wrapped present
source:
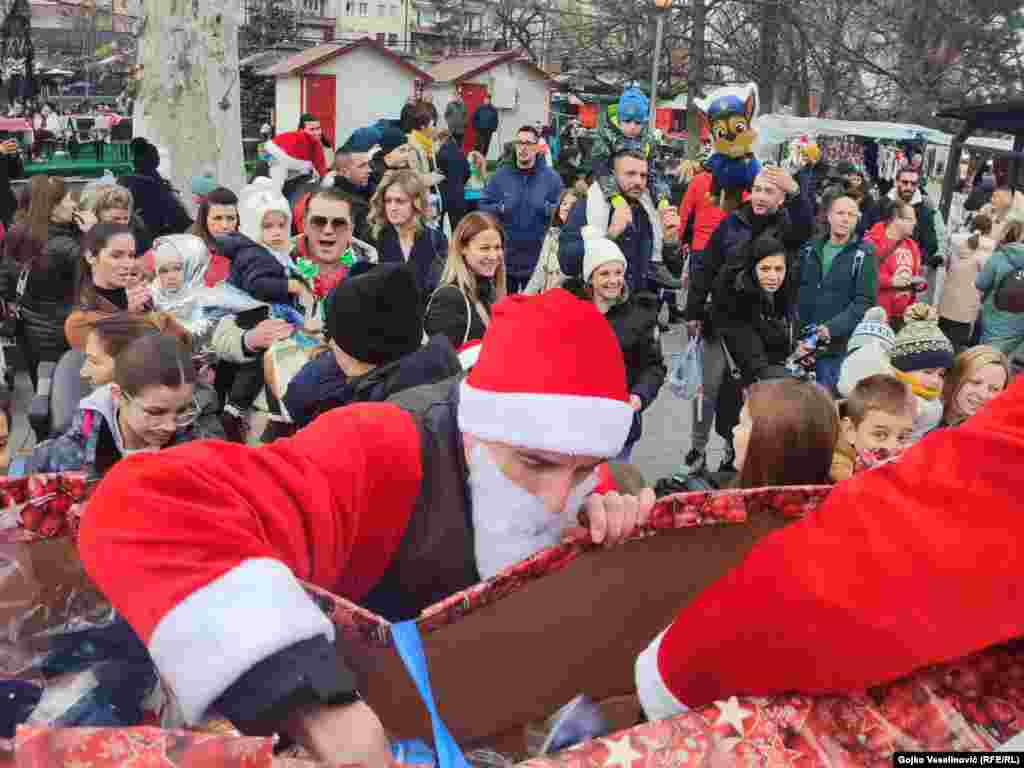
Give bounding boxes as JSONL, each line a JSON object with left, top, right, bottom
{"left": 513, "top": 640, "right": 1024, "bottom": 767}
{"left": 310, "top": 486, "right": 831, "bottom": 749}
{"left": 14, "top": 726, "right": 273, "bottom": 767}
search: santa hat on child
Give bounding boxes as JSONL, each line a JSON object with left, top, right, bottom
{"left": 237, "top": 177, "right": 292, "bottom": 245}
{"left": 457, "top": 289, "right": 633, "bottom": 457}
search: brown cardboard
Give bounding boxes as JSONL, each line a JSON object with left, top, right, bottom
{"left": 337, "top": 505, "right": 795, "bottom": 747}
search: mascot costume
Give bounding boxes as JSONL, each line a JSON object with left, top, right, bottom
{"left": 694, "top": 83, "right": 761, "bottom": 211}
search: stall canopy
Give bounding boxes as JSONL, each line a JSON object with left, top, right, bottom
{"left": 754, "top": 114, "right": 951, "bottom": 153}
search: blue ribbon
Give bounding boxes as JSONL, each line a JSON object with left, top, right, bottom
{"left": 390, "top": 621, "right": 471, "bottom": 768}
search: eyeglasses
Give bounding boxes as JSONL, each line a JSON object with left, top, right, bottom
{"left": 122, "top": 392, "right": 201, "bottom": 428}
{"left": 308, "top": 215, "right": 351, "bottom": 230}
{"left": 516, "top": 140, "right": 538, "bottom": 148}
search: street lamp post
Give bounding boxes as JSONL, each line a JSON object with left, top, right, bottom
{"left": 648, "top": 0, "right": 670, "bottom": 131}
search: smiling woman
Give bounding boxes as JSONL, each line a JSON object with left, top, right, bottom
{"left": 940, "top": 345, "right": 1010, "bottom": 428}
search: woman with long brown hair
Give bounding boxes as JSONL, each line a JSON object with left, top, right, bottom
{"left": 1, "top": 175, "right": 93, "bottom": 387}
{"left": 424, "top": 212, "right": 507, "bottom": 351}
{"left": 732, "top": 379, "right": 839, "bottom": 489}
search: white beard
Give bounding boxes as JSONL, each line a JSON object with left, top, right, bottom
{"left": 468, "top": 443, "right": 598, "bottom": 581}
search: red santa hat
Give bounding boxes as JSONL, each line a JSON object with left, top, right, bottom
{"left": 457, "top": 289, "right": 633, "bottom": 458}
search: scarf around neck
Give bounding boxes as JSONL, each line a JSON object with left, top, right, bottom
{"left": 894, "top": 368, "right": 941, "bottom": 400}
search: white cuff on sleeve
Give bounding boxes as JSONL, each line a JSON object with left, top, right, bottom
{"left": 148, "top": 557, "right": 335, "bottom": 724}
{"left": 636, "top": 627, "right": 689, "bottom": 721}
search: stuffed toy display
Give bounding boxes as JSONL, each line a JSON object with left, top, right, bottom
{"left": 695, "top": 83, "right": 761, "bottom": 210}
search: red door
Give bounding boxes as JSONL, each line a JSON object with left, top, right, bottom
{"left": 303, "top": 74, "right": 337, "bottom": 148}
{"left": 460, "top": 83, "right": 488, "bottom": 154}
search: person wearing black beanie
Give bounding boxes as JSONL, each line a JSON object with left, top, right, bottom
{"left": 118, "top": 137, "right": 192, "bottom": 238}
{"left": 283, "top": 263, "right": 461, "bottom": 429}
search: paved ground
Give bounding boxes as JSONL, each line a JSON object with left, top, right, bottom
{"left": 6, "top": 322, "right": 721, "bottom": 486}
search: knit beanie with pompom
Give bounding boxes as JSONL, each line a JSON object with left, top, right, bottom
{"left": 848, "top": 306, "right": 896, "bottom": 354}
{"left": 891, "top": 303, "right": 954, "bottom": 372}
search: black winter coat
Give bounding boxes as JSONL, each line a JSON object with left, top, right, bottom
{"left": 472, "top": 104, "right": 499, "bottom": 134}
{"left": 564, "top": 278, "right": 666, "bottom": 445}
{"left": 424, "top": 280, "right": 496, "bottom": 350}
{"left": 331, "top": 176, "right": 374, "bottom": 244}
{"left": 283, "top": 334, "right": 461, "bottom": 429}
{"left": 117, "top": 172, "right": 192, "bottom": 240}
{"left": 375, "top": 224, "right": 448, "bottom": 299}
{"left": 437, "top": 138, "right": 471, "bottom": 229}
{"left": 0, "top": 152, "right": 23, "bottom": 228}
{"left": 220, "top": 232, "right": 293, "bottom": 304}
{"left": 712, "top": 259, "right": 796, "bottom": 385}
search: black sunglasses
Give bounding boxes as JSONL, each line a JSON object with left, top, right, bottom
{"left": 308, "top": 215, "right": 351, "bottom": 230}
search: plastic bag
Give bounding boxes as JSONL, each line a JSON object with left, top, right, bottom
{"left": 668, "top": 337, "right": 703, "bottom": 401}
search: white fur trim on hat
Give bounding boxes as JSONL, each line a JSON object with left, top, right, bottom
{"left": 238, "top": 177, "right": 293, "bottom": 244}
{"left": 458, "top": 378, "right": 633, "bottom": 458}
{"left": 582, "top": 225, "right": 627, "bottom": 283}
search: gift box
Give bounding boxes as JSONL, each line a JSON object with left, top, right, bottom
{"left": 514, "top": 639, "right": 1024, "bottom": 768}
{"left": 309, "top": 486, "right": 832, "bottom": 750}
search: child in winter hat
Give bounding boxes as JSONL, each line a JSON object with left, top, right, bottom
{"left": 591, "top": 86, "right": 670, "bottom": 212}
{"left": 237, "top": 177, "right": 294, "bottom": 269}
{"left": 889, "top": 303, "right": 955, "bottom": 441}
{"left": 837, "top": 307, "right": 897, "bottom": 397}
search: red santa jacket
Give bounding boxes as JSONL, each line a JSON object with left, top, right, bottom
{"left": 639, "top": 374, "right": 1024, "bottom": 717}
{"left": 679, "top": 172, "right": 728, "bottom": 253}
{"left": 865, "top": 221, "right": 923, "bottom": 322}
{"left": 78, "top": 379, "right": 629, "bottom": 728}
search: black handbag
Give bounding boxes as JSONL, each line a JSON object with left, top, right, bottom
{"left": 0, "top": 265, "right": 29, "bottom": 338}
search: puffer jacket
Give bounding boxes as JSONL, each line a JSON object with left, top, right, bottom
{"left": 976, "top": 242, "right": 1024, "bottom": 354}
{"left": 424, "top": 279, "right": 497, "bottom": 350}
{"left": 283, "top": 334, "right": 461, "bottom": 429}
{"left": 797, "top": 236, "right": 879, "bottom": 358}
{"left": 713, "top": 254, "right": 797, "bottom": 385}
{"left": 221, "top": 232, "right": 295, "bottom": 305}
{"left": 479, "top": 155, "right": 563, "bottom": 280}
{"left": 375, "top": 224, "right": 447, "bottom": 299}
{"left": 563, "top": 278, "right": 665, "bottom": 445}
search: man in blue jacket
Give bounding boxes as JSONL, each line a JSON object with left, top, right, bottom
{"left": 480, "top": 125, "right": 563, "bottom": 293}
{"left": 471, "top": 93, "right": 500, "bottom": 157}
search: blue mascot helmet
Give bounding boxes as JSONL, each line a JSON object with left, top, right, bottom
{"left": 706, "top": 94, "right": 746, "bottom": 121}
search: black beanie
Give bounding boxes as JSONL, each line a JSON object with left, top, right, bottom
{"left": 131, "top": 137, "right": 160, "bottom": 173}
{"left": 326, "top": 264, "right": 423, "bottom": 365}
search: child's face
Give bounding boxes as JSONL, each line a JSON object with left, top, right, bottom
{"left": 843, "top": 408, "right": 915, "bottom": 456}
{"left": 157, "top": 258, "right": 185, "bottom": 292}
{"left": 558, "top": 193, "right": 577, "bottom": 224}
{"left": 620, "top": 119, "right": 644, "bottom": 139}
{"left": 262, "top": 211, "right": 290, "bottom": 251}
{"left": 912, "top": 367, "right": 946, "bottom": 392}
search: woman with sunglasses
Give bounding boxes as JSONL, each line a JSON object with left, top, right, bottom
{"left": 26, "top": 333, "right": 217, "bottom": 478}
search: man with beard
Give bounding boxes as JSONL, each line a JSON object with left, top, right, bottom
{"left": 670, "top": 165, "right": 812, "bottom": 481}
{"left": 560, "top": 151, "right": 682, "bottom": 296}
{"left": 865, "top": 167, "right": 940, "bottom": 269}
{"left": 481, "top": 125, "right": 564, "bottom": 292}
{"left": 79, "top": 288, "right": 653, "bottom": 768}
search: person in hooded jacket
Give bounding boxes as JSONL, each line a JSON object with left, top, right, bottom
{"left": 25, "top": 333, "right": 215, "bottom": 479}
{"left": 563, "top": 227, "right": 665, "bottom": 460}
{"left": 976, "top": 209, "right": 1024, "bottom": 359}
{"left": 713, "top": 236, "right": 797, "bottom": 386}
{"left": 117, "top": 138, "right": 192, "bottom": 240}
{"left": 864, "top": 198, "right": 923, "bottom": 332}
{"left": 284, "top": 264, "right": 460, "bottom": 430}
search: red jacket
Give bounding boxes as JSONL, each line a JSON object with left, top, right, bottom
{"left": 679, "top": 172, "right": 728, "bottom": 253}
{"left": 865, "top": 221, "right": 922, "bottom": 322}
{"left": 644, "top": 374, "right": 1024, "bottom": 711}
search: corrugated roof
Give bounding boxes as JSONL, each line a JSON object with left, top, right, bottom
{"left": 258, "top": 38, "right": 434, "bottom": 81}
{"left": 425, "top": 50, "right": 554, "bottom": 84}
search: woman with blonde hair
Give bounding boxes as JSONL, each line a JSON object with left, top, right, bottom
{"left": 369, "top": 169, "right": 447, "bottom": 296}
{"left": 940, "top": 345, "right": 1010, "bottom": 428}
{"left": 424, "top": 211, "right": 506, "bottom": 351}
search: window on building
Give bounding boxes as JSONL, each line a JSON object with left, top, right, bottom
{"left": 359, "top": 2, "right": 368, "bottom": 15}
{"left": 388, "top": 33, "right": 399, "bottom": 45}
{"left": 377, "top": 32, "right": 386, "bottom": 41}
{"left": 391, "top": 4, "right": 399, "bottom": 15}
{"left": 377, "top": 3, "right": 385, "bottom": 14}
{"left": 344, "top": 0, "right": 353, "bottom": 13}
{"left": 302, "top": 0, "right": 324, "bottom": 13}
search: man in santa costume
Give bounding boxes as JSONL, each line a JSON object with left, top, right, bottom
{"left": 636, "top": 373, "right": 1024, "bottom": 721}
{"left": 265, "top": 113, "right": 330, "bottom": 195}
{"left": 80, "top": 288, "right": 654, "bottom": 767}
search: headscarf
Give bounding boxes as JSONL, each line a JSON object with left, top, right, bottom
{"left": 150, "top": 234, "right": 211, "bottom": 328}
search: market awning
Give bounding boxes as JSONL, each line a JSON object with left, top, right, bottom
{"left": 754, "top": 114, "right": 952, "bottom": 150}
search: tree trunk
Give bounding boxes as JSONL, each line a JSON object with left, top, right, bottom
{"left": 685, "top": 0, "right": 705, "bottom": 161}
{"left": 134, "top": 0, "right": 245, "bottom": 213}
{"left": 757, "top": 0, "right": 779, "bottom": 114}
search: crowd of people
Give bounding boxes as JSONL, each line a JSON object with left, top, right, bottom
{"left": 0, "top": 87, "right": 1021, "bottom": 764}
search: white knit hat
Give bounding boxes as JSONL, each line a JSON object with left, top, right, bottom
{"left": 237, "top": 177, "right": 292, "bottom": 245}
{"left": 582, "top": 225, "right": 627, "bottom": 283}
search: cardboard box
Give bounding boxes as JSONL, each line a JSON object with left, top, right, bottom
{"left": 310, "top": 486, "right": 832, "bottom": 749}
